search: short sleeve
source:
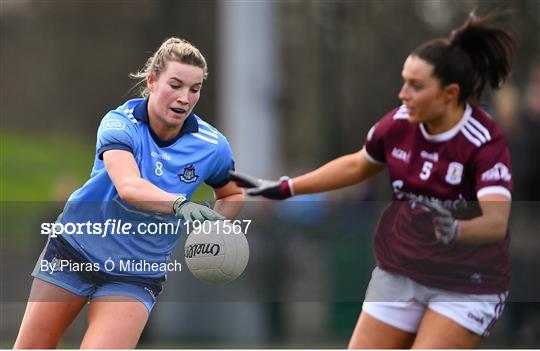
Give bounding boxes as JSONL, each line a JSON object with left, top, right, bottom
{"left": 473, "top": 135, "right": 513, "bottom": 199}
{"left": 363, "top": 108, "right": 399, "bottom": 165}
{"left": 96, "top": 112, "right": 138, "bottom": 160}
{"left": 205, "top": 136, "right": 235, "bottom": 188}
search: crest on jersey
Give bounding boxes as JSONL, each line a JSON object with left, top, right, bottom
{"left": 179, "top": 164, "right": 199, "bottom": 183}
{"left": 445, "top": 162, "right": 463, "bottom": 185}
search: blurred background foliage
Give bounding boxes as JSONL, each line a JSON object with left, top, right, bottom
{"left": 1, "top": 0, "right": 539, "bottom": 348}
{"left": 1, "top": 0, "right": 538, "bottom": 201}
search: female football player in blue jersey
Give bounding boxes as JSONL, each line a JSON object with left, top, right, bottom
{"left": 14, "top": 38, "right": 243, "bottom": 348}
{"left": 231, "top": 13, "right": 515, "bottom": 349}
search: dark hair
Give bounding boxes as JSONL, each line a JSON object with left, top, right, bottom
{"left": 412, "top": 12, "right": 516, "bottom": 105}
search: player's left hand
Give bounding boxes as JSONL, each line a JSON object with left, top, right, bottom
{"left": 229, "top": 170, "right": 293, "bottom": 200}
{"left": 416, "top": 198, "right": 459, "bottom": 245}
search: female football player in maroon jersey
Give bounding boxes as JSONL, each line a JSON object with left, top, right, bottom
{"left": 231, "top": 12, "right": 516, "bottom": 349}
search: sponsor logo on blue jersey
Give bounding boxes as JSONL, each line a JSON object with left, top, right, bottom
{"left": 103, "top": 120, "right": 126, "bottom": 130}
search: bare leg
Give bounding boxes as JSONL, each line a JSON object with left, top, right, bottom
{"left": 348, "top": 311, "right": 416, "bottom": 349}
{"left": 80, "top": 296, "right": 149, "bottom": 349}
{"left": 412, "top": 308, "right": 482, "bottom": 349}
{"left": 14, "top": 278, "right": 87, "bottom": 349}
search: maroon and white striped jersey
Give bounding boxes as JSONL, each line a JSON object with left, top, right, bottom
{"left": 364, "top": 104, "right": 513, "bottom": 294}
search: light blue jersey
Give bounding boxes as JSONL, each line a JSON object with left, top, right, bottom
{"left": 59, "top": 98, "right": 234, "bottom": 278}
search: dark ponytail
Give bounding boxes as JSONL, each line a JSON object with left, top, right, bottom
{"left": 413, "top": 12, "right": 516, "bottom": 105}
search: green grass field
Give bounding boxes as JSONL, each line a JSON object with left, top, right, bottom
{"left": 0, "top": 130, "right": 213, "bottom": 247}
{"left": 0, "top": 131, "right": 214, "bottom": 201}
{"left": 1, "top": 131, "right": 95, "bottom": 246}
{"left": 1, "top": 131, "right": 94, "bottom": 201}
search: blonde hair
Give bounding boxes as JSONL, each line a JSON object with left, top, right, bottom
{"left": 130, "top": 37, "right": 208, "bottom": 97}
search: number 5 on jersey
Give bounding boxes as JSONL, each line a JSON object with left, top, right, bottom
{"left": 419, "top": 161, "right": 433, "bottom": 181}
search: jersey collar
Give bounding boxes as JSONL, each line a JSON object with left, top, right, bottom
{"left": 132, "top": 98, "right": 199, "bottom": 147}
{"left": 419, "top": 104, "right": 471, "bottom": 142}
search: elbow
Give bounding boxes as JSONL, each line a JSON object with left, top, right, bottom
{"left": 491, "top": 221, "right": 509, "bottom": 243}
{"left": 494, "top": 228, "right": 508, "bottom": 243}
{"left": 229, "top": 192, "right": 245, "bottom": 212}
{"left": 237, "top": 191, "right": 245, "bottom": 203}
{"left": 217, "top": 192, "right": 245, "bottom": 220}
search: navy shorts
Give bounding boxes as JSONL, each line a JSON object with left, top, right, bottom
{"left": 32, "top": 236, "right": 164, "bottom": 312}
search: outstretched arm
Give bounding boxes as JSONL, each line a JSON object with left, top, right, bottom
{"left": 230, "top": 148, "right": 385, "bottom": 199}
{"left": 292, "top": 148, "right": 385, "bottom": 195}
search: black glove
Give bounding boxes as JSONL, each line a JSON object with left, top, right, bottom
{"left": 415, "top": 198, "right": 459, "bottom": 245}
{"left": 229, "top": 170, "right": 294, "bottom": 200}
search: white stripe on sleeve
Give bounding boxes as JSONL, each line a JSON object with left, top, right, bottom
{"left": 362, "top": 148, "right": 385, "bottom": 165}
{"left": 477, "top": 186, "right": 512, "bottom": 200}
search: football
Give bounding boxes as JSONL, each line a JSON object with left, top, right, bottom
{"left": 184, "top": 221, "right": 249, "bottom": 284}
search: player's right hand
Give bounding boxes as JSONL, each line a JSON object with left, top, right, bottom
{"left": 173, "top": 196, "right": 225, "bottom": 221}
{"left": 229, "top": 170, "right": 294, "bottom": 200}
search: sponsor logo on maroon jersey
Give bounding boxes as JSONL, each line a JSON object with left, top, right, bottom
{"left": 481, "top": 163, "right": 512, "bottom": 182}
{"left": 391, "top": 147, "right": 410, "bottom": 163}
{"left": 392, "top": 180, "right": 467, "bottom": 210}
{"left": 420, "top": 150, "right": 439, "bottom": 162}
